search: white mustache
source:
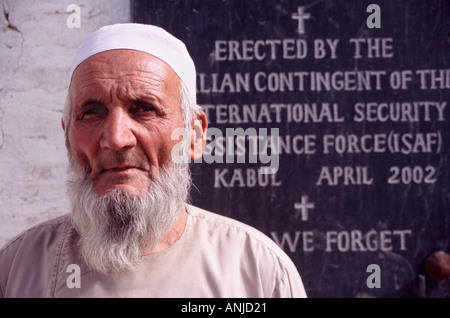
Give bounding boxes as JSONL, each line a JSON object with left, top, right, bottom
{"left": 92, "top": 151, "right": 150, "bottom": 175}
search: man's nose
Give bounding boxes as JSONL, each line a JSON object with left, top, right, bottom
{"left": 100, "top": 108, "right": 137, "bottom": 151}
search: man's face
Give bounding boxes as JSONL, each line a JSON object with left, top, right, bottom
{"left": 67, "top": 50, "right": 184, "bottom": 198}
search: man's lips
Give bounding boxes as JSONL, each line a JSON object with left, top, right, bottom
{"left": 101, "top": 165, "right": 143, "bottom": 173}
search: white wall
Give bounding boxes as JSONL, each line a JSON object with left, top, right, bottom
{"left": 0, "top": 0, "right": 130, "bottom": 247}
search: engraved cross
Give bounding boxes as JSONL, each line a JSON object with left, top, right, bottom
{"left": 292, "top": 6, "right": 310, "bottom": 34}
{"left": 294, "top": 195, "right": 315, "bottom": 221}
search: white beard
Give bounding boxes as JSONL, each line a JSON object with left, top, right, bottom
{"left": 66, "top": 154, "right": 191, "bottom": 274}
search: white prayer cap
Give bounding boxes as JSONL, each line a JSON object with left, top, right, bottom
{"left": 69, "top": 23, "right": 197, "bottom": 103}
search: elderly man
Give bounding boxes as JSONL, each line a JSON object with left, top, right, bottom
{"left": 0, "top": 24, "right": 306, "bottom": 297}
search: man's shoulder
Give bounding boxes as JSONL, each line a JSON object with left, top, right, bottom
{"left": 185, "top": 204, "right": 291, "bottom": 265}
{"left": 187, "top": 204, "right": 257, "bottom": 229}
{"left": 0, "top": 214, "right": 71, "bottom": 255}
{"left": 186, "top": 203, "right": 265, "bottom": 235}
{"left": 0, "top": 214, "right": 72, "bottom": 297}
{"left": 185, "top": 204, "right": 306, "bottom": 297}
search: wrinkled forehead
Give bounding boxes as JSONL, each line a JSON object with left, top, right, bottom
{"left": 69, "top": 50, "right": 182, "bottom": 107}
{"left": 70, "top": 49, "right": 179, "bottom": 87}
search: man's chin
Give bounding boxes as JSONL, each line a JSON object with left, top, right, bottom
{"left": 93, "top": 183, "right": 149, "bottom": 199}
{"left": 91, "top": 169, "right": 152, "bottom": 197}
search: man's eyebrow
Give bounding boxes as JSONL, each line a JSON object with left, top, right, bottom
{"left": 79, "top": 99, "right": 104, "bottom": 109}
{"left": 126, "top": 93, "right": 167, "bottom": 108}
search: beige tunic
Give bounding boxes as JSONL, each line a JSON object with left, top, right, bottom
{"left": 0, "top": 205, "right": 307, "bottom": 298}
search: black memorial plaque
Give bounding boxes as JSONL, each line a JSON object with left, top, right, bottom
{"left": 132, "top": 0, "right": 450, "bottom": 297}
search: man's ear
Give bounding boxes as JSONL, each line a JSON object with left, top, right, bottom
{"left": 190, "top": 111, "right": 208, "bottom": 160}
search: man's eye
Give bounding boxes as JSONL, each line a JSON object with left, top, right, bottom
{"left": 84, "top": 107, "right": 100, "bottom": 115}
{"left": 80, "top": 106, "right": 104, "bottom": 119}
{"left": 139, "top": 106, "right": 153, "bottom": 112}
{"left": 133, "top": 103, "right": 158, "bottom": 114}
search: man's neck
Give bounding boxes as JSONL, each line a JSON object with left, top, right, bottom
{"left": 143, "top": 206, "right": 188, "bottom": 255}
